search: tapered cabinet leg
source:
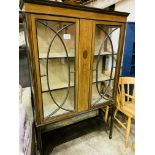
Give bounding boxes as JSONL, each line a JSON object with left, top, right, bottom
{"left": 109, "top": 106, "right": 114, "bottom": 139}
{"left": 37, "top": 127, "right": 43, "bottom": 155}
{"left": 125, "top": 117, "right": 131, "bottom": 148}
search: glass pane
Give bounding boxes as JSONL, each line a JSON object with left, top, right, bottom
{"left": 42, "top": 88, "right": 74, "bottom": 118}
{"left": 91, "top": 24, "right": 120, "bottom": 106}
{"left": 36, "top": 19, "right": 76, "bottom": 119}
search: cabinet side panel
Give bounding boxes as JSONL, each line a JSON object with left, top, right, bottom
{"left": 78, "top": 19, "right": 93, "bottom": 112}
{"left": 30, "top": 14, "right": 44, "bottom": 124}
{"left": 25, "top": 13, "right": 41, "bottom": 124}
{"left": 113, "top": 23, "right": 126, "bottom": 100}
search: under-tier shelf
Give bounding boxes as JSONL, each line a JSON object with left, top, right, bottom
{"left": 42, "top": 87, "right": 74, "bottom": 118}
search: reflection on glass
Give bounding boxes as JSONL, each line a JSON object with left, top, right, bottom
{"left": 36, "top": 19, "right": 76, "bottom": 119}
{"left": 91, "top": 24, "right": 120, "bottom": 106}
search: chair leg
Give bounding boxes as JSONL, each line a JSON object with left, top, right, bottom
{"left": 114, "top": 109, "right": 118, "bottom": 118}
{"left": 132, "top": 142, "right": 135, "bottom": 150}
{"left": 125, "top": 117, "right": 131, "bottom": 148}
{"left": 36, "top": 127, "right": 43, "bottom": 155}
{"left": 104, "top": 106, "right": 109, "bottom": 123}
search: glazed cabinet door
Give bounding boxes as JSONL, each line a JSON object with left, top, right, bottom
{"left": 90, "top": 21, "right": 125, "bottom": 108}
{"left": 30, "top": 14, "right": 79, "bottom": 124}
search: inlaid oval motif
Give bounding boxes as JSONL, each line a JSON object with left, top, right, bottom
{"left": 83, "top": 50, "right": 88, "bottom": 59}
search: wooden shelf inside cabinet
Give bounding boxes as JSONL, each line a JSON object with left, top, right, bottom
{"left": 40, "top": 57, "right": 75, "bottom": 91}
{"left": 92, "top": 72, "right": 113, "bottom": 83}
{"left": 39, "top": 50, "right": 75, "bottom": 58}
{"left": 91, "top": 83, "right": 113, "bottom": 105}
{"left": 39, "top": 51, "right": 117, "bottom": 59}
{"left": 94, "top": 51, "right": 117, "bottom": 56}
{"left": 41, "top": 71, "right": 112, "bottom": 92}
{"left": 41, "top": 74, "right": 75, "bottom": 92}
{"left": 39, "top": 50, "right": 117, "bottom": 59}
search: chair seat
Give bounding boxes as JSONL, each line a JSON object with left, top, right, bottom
{"left": 121, "top": 102, "right": 135, "bottom": 118}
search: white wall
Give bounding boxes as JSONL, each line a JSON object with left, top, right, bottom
{"left": 86, "top": 0, "right": 135, "bottom": 22}
{"left": 86, "top": 0, "right": 121, "bottom": 9}
{"left": 115, "top": 0, "right": 135, "bottom": 22}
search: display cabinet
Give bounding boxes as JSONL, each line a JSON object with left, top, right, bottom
{"left": 22, "top": 0, "right": 129, "bottom": 154}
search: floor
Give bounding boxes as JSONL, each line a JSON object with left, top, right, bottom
{"left": 42, "top": 114, "right": 135, "bottom": 155}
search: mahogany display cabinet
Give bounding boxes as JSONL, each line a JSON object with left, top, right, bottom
{"left": 22, "top": 0, "right": 129, "bottom": 154}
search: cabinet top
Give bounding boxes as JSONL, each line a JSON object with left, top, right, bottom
{"left": 22, "top": 0, "right": 129, "bottom": 17}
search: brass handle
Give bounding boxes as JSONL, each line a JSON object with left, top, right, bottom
{"left": 83, "top": 50, "right": 88, "bottom": 59}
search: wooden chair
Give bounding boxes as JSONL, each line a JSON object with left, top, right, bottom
{"left": 114, "top": 77, "right": 135, "bottom": 148}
